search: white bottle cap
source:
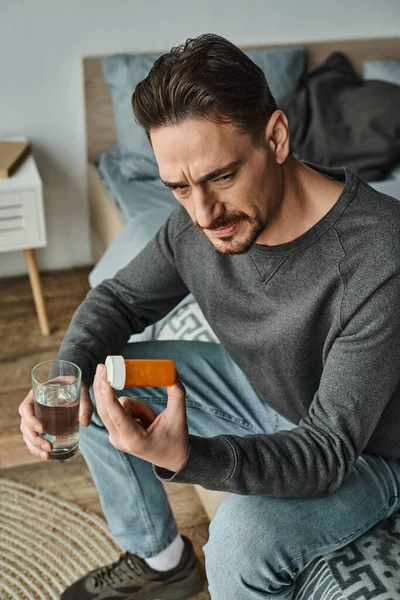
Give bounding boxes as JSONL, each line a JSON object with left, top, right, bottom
{"left": 105, "top": 355, "right": 126, "bottom": 390}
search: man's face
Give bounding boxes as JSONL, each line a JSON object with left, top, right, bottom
{"left": 150, "top": 118, "right": 284, "bottom": 255}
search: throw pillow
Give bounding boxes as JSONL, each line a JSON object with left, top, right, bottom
{"left": 363, "top": 59, "right": 400, "bottom": 87}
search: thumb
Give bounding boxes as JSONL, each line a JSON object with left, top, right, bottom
{"left": 79, "top": 383, "right": 93, "bottom": 427}
{"left": 166, "top": 376, "right": 186, "bottom": 420}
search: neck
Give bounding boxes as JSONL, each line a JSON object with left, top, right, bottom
{"left": 258, "top": 157, "right": 344, "bottom": 246}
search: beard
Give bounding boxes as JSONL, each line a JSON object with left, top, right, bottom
{"left": 195, "top": 209, "right": 266, "bottom": 255}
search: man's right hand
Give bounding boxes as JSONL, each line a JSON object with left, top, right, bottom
{"left": 18, "top": 382, "right": 93, "bottom": 461}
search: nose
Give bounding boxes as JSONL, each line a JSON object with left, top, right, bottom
{"left": 192, "top": 186, "right": 221, "bottom": 229}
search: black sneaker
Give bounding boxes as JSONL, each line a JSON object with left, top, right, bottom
{"left": 60, "top": 535, "right": 204, "bottom": 600}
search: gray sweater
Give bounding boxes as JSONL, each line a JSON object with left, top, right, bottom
{"left": 58, "top": 164, "right": 400, "bottom": 498}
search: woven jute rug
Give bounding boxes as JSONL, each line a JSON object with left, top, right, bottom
{"left": 0, "top": 478, "right": 122, "bottom": 600}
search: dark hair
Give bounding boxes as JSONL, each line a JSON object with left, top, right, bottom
{"left": 132, "top": 33, "right": 278, "bottom": 146}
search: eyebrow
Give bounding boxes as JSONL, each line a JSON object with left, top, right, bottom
{"left": 161, "top": 159, "right": 243, "bottom": 189}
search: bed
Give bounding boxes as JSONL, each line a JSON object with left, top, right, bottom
{"left": 82, "top": 36, "right": 400, "bottom": 599}
{"left": 84, "top": 36, "right": 400, "bottom": 263}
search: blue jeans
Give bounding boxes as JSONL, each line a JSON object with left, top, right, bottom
{"left": 80, "top": 341, "right": 400, "bottom": 600}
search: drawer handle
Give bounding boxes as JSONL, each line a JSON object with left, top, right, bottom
{"left": 0, "top": 216, "right": 24, "bottom": 232}
{"left": 0, "top": 205, "right": 23, "bottom": 220}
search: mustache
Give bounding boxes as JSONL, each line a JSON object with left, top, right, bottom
{"left": 195, "top": 211, "right": 251, "bottom": 231}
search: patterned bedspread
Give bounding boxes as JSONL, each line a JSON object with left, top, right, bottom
{"left": 295, "top": 510, "right": 400, "bottom": 600}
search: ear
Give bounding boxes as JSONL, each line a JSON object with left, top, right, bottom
{"left": 265, "top": 110, "right": 290, "bottom": 165}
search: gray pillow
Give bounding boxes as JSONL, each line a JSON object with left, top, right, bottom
{"left": 245, "top": 46, "right": 305, "bottom": 104}
{"left": 102, "top": 46, "right": 305, "bottom": 180}
{"left": 96, "top": 145, "right": 178, "bottom": 223}
{"left": 363, "top": 59, "right": 400, "bottom": 87}
{"left": 102, "top": 53, "right": 160, "bottom": 180}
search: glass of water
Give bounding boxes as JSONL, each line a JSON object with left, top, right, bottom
{"left": 31, "top": 360, "right": 81, "bottom": 463}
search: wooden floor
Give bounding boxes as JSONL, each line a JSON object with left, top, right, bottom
{"left": 0, "top": 267, "right": 211, "bottom": 599}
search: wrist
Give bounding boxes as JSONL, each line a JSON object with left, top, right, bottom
{"left": 165, "top": 442, "right": 189, "bottom": 473}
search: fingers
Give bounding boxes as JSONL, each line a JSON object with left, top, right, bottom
{"left": 93, "top": 365, "right": 119, "bottom": 434}
{"left": 20, "top": 420, "right": 52, "bottom": 453}
{"left": 24, "top": 434, "right": 51, "bottom": 461}
{"left": 18, "top": 390, "right": 44, "bottom": 433}
{"left": 94, "top": 364, "right": 135, "bottom": 433}
{"left": 119, "top": 397, "right": 157, "bottom": 429}
{"left": 19, "top": 389, "right": 52, "bottom": 460}
{"left": 94, "top": 364, "right": 144, "bottom": 439}
{"left": 19, "top": 394, "right": 52, "bottom": 461}
{"left": 79, "top": 382, "right": 93, "bottom": 427}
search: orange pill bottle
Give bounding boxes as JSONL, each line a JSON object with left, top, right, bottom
{"left": 105, "top": 356, "right": 176, "bottom": 390}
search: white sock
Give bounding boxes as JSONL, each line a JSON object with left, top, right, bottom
{"left": 145, "top": 534, "right": 185, "bottom": 571}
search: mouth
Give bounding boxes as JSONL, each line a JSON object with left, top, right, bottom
{"left": 209, "top": 222, "right": 239, "bottom": 238}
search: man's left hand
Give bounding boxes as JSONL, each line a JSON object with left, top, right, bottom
{"left": 94, "top": 364, "right": 189, "bottom": 473}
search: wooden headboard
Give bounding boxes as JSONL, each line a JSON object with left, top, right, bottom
{"left": 83, "top": 37, "right": 400, "bottom": 163}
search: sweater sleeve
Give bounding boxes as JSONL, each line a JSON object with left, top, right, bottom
{"left": 57, "top": 212, "right": 190, "bottom": 386}
{"left": 155, "top": 274, "right": 400, "bottom": 497}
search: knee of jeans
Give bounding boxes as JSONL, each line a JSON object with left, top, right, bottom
{"left": 204, "top": 494, "right": 297, "bottom": 597}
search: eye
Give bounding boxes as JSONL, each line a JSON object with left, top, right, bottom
{"left": 214, "top": 173, "right": 233, "bottom": 183}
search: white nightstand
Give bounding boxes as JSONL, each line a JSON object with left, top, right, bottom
{"left": 0, "top": 152, "right": 50, "bottom": 335}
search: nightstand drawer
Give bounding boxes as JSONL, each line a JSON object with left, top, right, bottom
{"left": 0, "top": 188, "right": 46, "bottom": 251}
